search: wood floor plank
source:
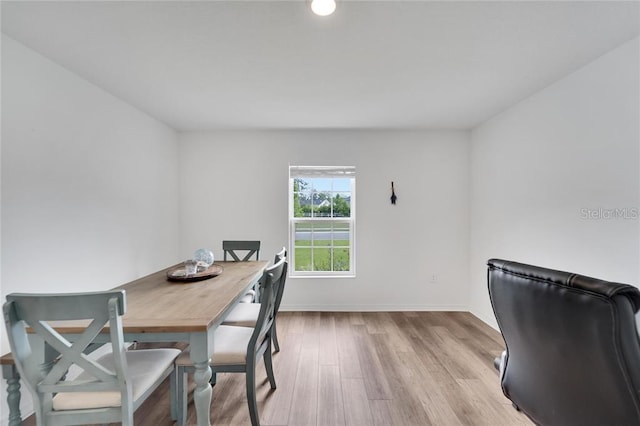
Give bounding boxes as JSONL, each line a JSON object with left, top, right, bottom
{"left": 348, "top": 311, "right": 366, "bottom": 325}
{"left": 456, "top": 378, "right": 531, "bottom": 426}
{"left": 317, "top": 365, "right": 346, "bottom": 426}
{"left": 301, "top": 311, "right": 321, "bottom": 350}
{"left": 379, "top": 314, "right": 507, "bottom": 426}
{"left": 369, "top": 399, "right": 395, "bottom": 426}
{"left": 260, "top": 332, "right": 303, "bottom": 425}
{"left": 352, "top": 324, "right": 393, "bottom": 400}
{"left": 24, "top": 312, "right": 532, "bottom": 426}
{"left": 394, "top": 349, "right": 466, "bottom": 425}
{"left": 285, "top": 311, "right": 306, "bottom": 335}
{"left": 382, "top": 312, "right": 416, "bottom": 353}
{"left": 287, "top": 347, "right": 319, "bottom": 426}
{"left": 431, "top": 311, "right": 473, "bottom": 339}
{"left": 363, "top": 311, "right": 387, "bottom": 334}
{"left": 341, "top": 378, "right": 375, "bottom": 426}
{"left": 370, "top": 334, "right": 435, "bottom": 426}
{"left": 453, "top": 312, "right": 507, "bottom": 370}
{"left": 335, "top": 312, "right": 364, "bottom": 379}
{"left": 428, "top": 325, "right": 478, "bottom": 380}
{"left": 457, "top": 311, "right": 507, "bottom": 347}
{"left": 210, "top": 370, "right": 248, "bottom": 425}
{"left": 318, "top": 312, "right": 339, "bottom": 366}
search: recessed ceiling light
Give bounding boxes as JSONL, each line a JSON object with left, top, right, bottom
{"left": 311, "top": 0, "right": 336, "bottom": 16}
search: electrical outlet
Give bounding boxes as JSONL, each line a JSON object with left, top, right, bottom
{"left": 429, "top": 274, "right": 438, "bottom": 284}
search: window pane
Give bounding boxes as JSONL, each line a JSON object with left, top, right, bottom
{"left": 295, "top": 223, "right": 312, "bottom": 246}
{"left": 333, "top": 223, "right": 350, "bottom": 244}
{"left": 332, "top": 192, "right": 351, "bottom": 217}
{"left": 333, "top": 178, "right": 351, "bottom": 191}
{"left": 294, "top": 223, "right": 311, "bottom": 271}
{"left": 294, "top": 246, "right": 312, "bottom": 271}
{"left": 293, "top": 178, "right": 312, "bottom": 218}
{"left": 311, "top": 178, "right": 333, "bottom": 192}
{"left": 333, "top": 248, "right": 350, "bottom": 271}
{"left": 312, "top": 192, "right": 328, "bottom": 217}
{"left": 313, "top": 247, "right": 331, "bottom": 271}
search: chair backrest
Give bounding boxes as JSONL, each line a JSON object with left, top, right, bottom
{"left": 274, "top": 246, "right": 287, "bottom": 264}
{"left": 248, "top": 258, "right": 287, "bottom": 358}
{"left": 273, "top": 247, "right": 288, "bottom": 315}
{"left": 488, "top": 258, "right": 640, "bottom": 425}
{"left": 223, "top": 240, "right": 261, "bottom": 261}
{"left": 3, "top": 290, "right": 131, "bottom": 425}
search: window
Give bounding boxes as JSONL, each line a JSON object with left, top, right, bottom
{"left": 289, "top": 166, "right": 356, "bottom": 277}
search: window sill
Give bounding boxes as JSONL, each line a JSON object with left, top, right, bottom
{"left": 290, "top": 274, "right": 356, "bottom": 279}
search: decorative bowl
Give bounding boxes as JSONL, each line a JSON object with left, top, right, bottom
{"left": 194, "top": 248, "right": 215, "bottom": 268}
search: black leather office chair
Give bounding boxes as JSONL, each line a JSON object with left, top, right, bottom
{"left": 488, "top": 258, "right": 640, "bottom": 426}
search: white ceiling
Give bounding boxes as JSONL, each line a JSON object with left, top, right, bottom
{"left": 2, "top": 1, "right": 639, "bottom": 131}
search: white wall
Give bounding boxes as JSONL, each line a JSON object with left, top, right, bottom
{"left": 469, "top": 37, "right": 640, "bottom": 328}
{"left": 1, "top": 35, "right": 180, "bottom": 423}
{"left": 179, "top": 130, "right": 470, "bottom": 311}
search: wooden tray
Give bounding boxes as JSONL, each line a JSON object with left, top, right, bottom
{"left": 167, "top": 264, "right": 224, "bottom": 283}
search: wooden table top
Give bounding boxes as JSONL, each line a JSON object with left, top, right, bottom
{"left": 45, "top": 260, "right": 268, "bottom": 335}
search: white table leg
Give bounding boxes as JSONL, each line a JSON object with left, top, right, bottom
{"left": 190, "top": 333, "right": 213, "bottom": 426}
{"left": 192, "top": 361, "right": 213, "bottom": 426}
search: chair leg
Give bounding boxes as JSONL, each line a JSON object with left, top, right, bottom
{"left": 246, "top": 365, "right": 260, "bottom": 426}
{"left": 264, "top": 342, "right": 277, "bottom": 390}
{"left": 209, "top": 371, "right": 217, "bottom": 386}
{"left": 170, "top": 368, "right": 177, "bottom": 421}
{"left": 175, "top": 366, "right": 188, "bottom": 426}
{"left": 272, "top": 320, "right": 280, "bottom": 353}
{"left": 121, "top": 398, "right": 134, "bottom": 426}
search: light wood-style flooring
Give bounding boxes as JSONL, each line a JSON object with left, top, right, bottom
{"left": 26, "top": 311, "right": 532, "bottom": 425}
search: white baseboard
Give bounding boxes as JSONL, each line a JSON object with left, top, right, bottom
{"left": 279, "top": 304, "right": 468, "bottom": 312}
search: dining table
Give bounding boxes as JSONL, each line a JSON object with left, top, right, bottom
{"left": 1, "top": 259, "right": 269, "bottom": 426}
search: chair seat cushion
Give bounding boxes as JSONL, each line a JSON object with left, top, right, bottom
{"left": 211, "top": 325, "right": 254, "bottom": 365}
{"left": 52, "top": 348, "right": 180, "bottom": 411}
{"left": 238, "top": 293, "right": 255, "bottom": 303}
{"left": 222, "top": 303, "right": 261, "bottom": 327}
{"left": 175, "top": 325, "right": 254, "bottom": 368}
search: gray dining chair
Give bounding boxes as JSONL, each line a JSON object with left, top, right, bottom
{"left": 173, "top": 257, "right": 287, "bottom": 426}
{"left": 274, "top": 246, "right": 287, "bottom": 264}
{"left": 223, "top": 240, "right": 261, "bottom": 262}
{"left": 3, "top": 290, "right": 181, "bottom": 426}
{"left": 223, "top": 240, "right": 262, "bottom": 302}
{"left": 222, "top": 247, "right": 288, "bottom": 352}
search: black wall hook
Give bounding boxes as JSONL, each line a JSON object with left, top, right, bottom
{"left": 391, "top": 181, "right": 397, "bottom": 205}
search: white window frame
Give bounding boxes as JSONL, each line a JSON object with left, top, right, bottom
{"left": 288, "top": 166, "right": 356, "bottom": 278}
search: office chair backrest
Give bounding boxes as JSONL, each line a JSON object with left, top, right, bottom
{"left": 488, "top": 258, "right": 640, "bottom": 425}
